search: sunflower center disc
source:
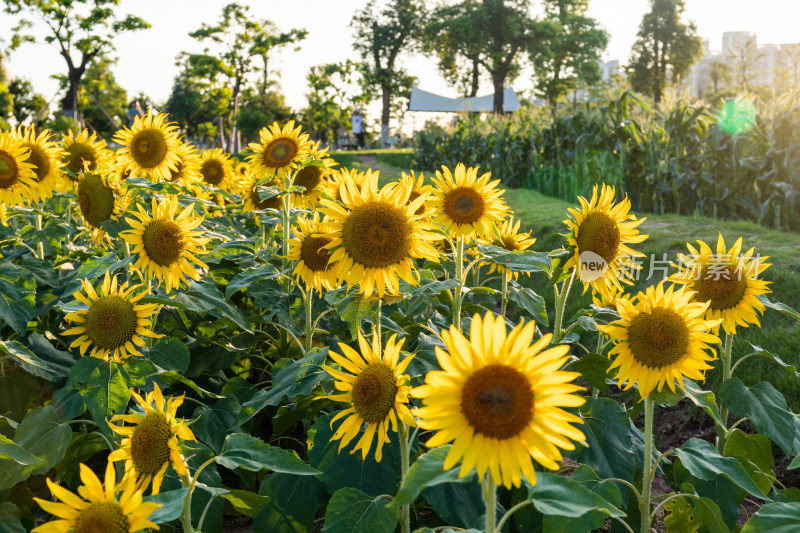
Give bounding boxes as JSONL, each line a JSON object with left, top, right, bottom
{"left": 201, "top": 160, "right": 224, "bottom": 185}
{"left": 294, "top": 165, "right": 323, "bottom": 194}
{"left": 351, "top": 363, "right": 397, "bottom": 423}
{"left": 628, "top": 307, "right": 690, "bottom": 369}
{"left": 575, "top": 212, "right": 621, "bottom": 264}
{"left": 142, "top": 220, "right": 185, "bottom": 266}
{"left": 341, "top": 201, "right": 412, "bottom": 269}
{"left": 461, "top": 364, "right": 534, "bottom": 440}
{"left": 84, "top": 296, "right": 138, "bottom": 349}
{"left": 693, "top": 262, "right": 748, "bottom": 311}
{"left": 444, "top": 186, "right": 485, "bottom": 224}
{"left": 264, "top": 138, "right": 298, "bottom": 168}
{"left": 300, "top": 236, "right": 333, "bottom": 271}
{"left": 250, "top": 182, "right": 281, "bottom": 210}
{"left": 407, "top": 190, "right": 427, "bottom": 216}
{"left": 131, "top": 128, "right": 168, "bottom": 169}
{"left": 73, "top": 502, "right": 130, "bottom": 533}
{"left": 65, "top": 144, "right": 98, "bottom": 176}
{"left": 493, "top": 235, "right": 519, "bottom": 252}
{"left": 23, "top": 142, "right": 51, "bottom": 182}
{"left": 130, "top": 411, "right": 173, "bottom": 476}
{"left": 0, "top": 150, "right": 20, "bottom": 189}
{"left": 77, "top": 174, "right": 115, "bottom": 227}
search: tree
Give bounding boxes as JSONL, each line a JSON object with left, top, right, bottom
{"left": 708, "top": 60, "right": 730, "bottom": 94}
{"left": 728, "top": 38, "right": 762, "bottom": 92}
{"left": 189, "top": 3, "right": 306, "bottom": 153}
{"left": 304, "top": 60, "right": 366, "bottom": 143}
{"left": 3, "top": 0, "right": 148, "bottom": 121}
{"left": 351, "top": 0, "right": 425, "bottom": 147}
{"left": 775, "top": 44, "right": 800, "bottom": 93}
{"left": 0, "top": 51, "right": 14, "bottom": 129}
{"left": 531, "top": 0, "right": 608, "bottom": 108}
{"left": 424, "top": 1, "right": 485, "bottom": 97}
{"left": 78, "top": 56, "right": 127, "bottom": 139}
{"left": 627, "top": 0, "right": 702, "bottom": 103}
{"left": 238, "top": 88, "right": 293, "bottom": 145}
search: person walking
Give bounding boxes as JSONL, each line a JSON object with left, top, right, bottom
{"left": 350, "top": 109, "right": 365, "bottom": 149}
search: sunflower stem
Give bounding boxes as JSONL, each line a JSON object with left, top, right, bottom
{"left": 305, "top": 287, "right": 314, "bottom": 352}
{"left": 35, "top": 213, "right": 44, "bottom": 260}
{"left": 552, "top": 269, "right": 576, "bottom": 344}
{"left": 398, "top": 421, "right": 411, "bottom": 533}
{"left": 452, "top": 237, "right": 465, "bottom": 332}
{"left": 180, "top": 473, "right": 194, "bottom": 532}
{"left": 641, "top": 395, "right": 655, "bottom": 533}
{"left": 482, "top": 474, "right": 497, "bottom": 533}
{"left": 374, "top": 298, "right": 383, "bottom": 353}
{"left": 279, "top": 170, "right": 293, "bottom": 354}
{"left": 717, "top": 332, "right": 734, "bottom": 454}
{"left": 500, "top": 269, "right": 509, "bottom": 317}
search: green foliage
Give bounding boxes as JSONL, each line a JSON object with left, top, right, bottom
{"left": 8, "top": 77, "right": 48, "bottom": 126}
{"left": 78, "top": 55, "right": 127, "bottom": 139}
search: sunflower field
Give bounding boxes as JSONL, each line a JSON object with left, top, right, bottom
{"left": 0, "top": 114, "right": 799, "bottom": 533}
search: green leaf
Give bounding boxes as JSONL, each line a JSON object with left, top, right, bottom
{"left": 405, "top": 278, "right": 461, "bottom": 298}
{"left": 740, "top": 502, "right": 800, "bottom": 532}
{"left": 69, "top": 356, "right": 104, "bottom": 383}
{"left": 146, "top": 337, "right": 190, "bottom": 373}
{"left": 0, "top": 434, "right": 42, "bottom": 466}
{"left": 69, "top": 252, "right": 132, "bottom": 286}
{"left": 724, "top": 429, "right": 775, "bottom": 495}
{"left": 682, "top": 379, "right": 724, "bottom": 427}
{"left": 0, "top": 340, "right": 61, "bottom": 380}
{"left": 226, "top": 263, "right": 282, "bottom": 298}
{"left": 216, "top": 433, "right": 320, "bottom": 475}
{"left": 79, "top": 361, "right": 131, "bottom": 432}
{"left": 542, "top": 465, "right": 623, "bottom": 533}
{"left": 320, "top": 488, "right": 397, "bottom": 533}
{"left": 741, "top": 342, "right": 800, "bottom": 381}
{"left": 788, "top": 455, "right": 800, "bottom": 470}
{"left": 0, "top": 262, "right": 37, "bottom": 333}
{"left": 192, "top": 398, "right": 240, "bottom": 453}
{"left": 221, "top": 489, "right": 269, "bottom": 518}
{"left": 28, "top": 334, "right": 75, "bottom": 378}
{"left": 527, "top": 472, "right": 625, "bottom": 519}
{"left": 685, "top": 493, "right": 730, "bottom": 533}
{"left": 663, "top": 497, "right": 698, "bottom": 533}
{"left": 571, "top": 397, "right": 635, "bottom": 483}
{"left": 56, "top": 432, "right": 108, "bottom": 487}
{"left": 673, "top": 438, "right": 770, "bottom": 500}
{"left": 422, "top": 479, "right": 484, "bottom": 529}
{"left": 235, "top": 349, "right": 330, "bottom": 425}
{"left": 142, "top": 278, "right": 251, "bottom": 332}
{"left": 719, "top": 378, "right": 796, "bottom": 456}
{"left": 326, "top": 289, "right": 377, "bottom": 340}
{"left": 506, "top": 284, "right": 548, "bottom": 326}
{"left": 566, "top": 354, "right": 612, "bottom": 393}
{"left": 758, "top": 295, "right": 800, "bottom": 321}
{"left": 392, "top": 445, "right": 472, "bottom": 507}
{"left": 477, "top": 245, "right": 551, "bottom": 273}
{"left": 143, "top": 489, "right": 190, "bottom": 524}
{"left": 256, "top": 473, "right": 326, "bottom": 533}
{"left": 0, "top": 503, "right": 25, "bottom": 533}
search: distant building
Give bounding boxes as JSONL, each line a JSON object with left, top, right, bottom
{"left": 600, "top": 59, "right": 621, "bottom": 82}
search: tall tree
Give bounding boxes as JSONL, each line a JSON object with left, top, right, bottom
{"left": 728, "top": 38, "right": 762, "bottom": 91}
{"left": 78, "top": 56, "right": 127, "bottom": 139}
{"left": 776, "top": 43, "right": 800, "bottom": 93}
{"left": 627, "top": 0, "right": 702, "bottom": 103}
{"left": 189, "top": 3, "right": 306, "bottom": 153}
{"left": 9, "top": 78, "right": 48, "bottom": 126}
{"left": 304, "top": 60, "right": 365, "bottom": 143}
{"left": 3, "top": 0, "right": 148, "bottom": 121}
{"left": 351, "top": 0, "right": 425, "bottom": 147}
{"left": 708, "top": 60, "right": 730, "bottom": 94}
{"left": 424, "top": 1, "right": 485, "bottom": 97}
{"left": 531, "top": 0, "right": 608, "bottom": 108}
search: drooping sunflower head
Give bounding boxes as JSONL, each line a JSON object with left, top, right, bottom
{"left": 61, "top": 129, "right": 113, "bottom": 179}
{"left": 114, "top": 112, "right": 182, "bottom": 182}
{"left": 108, "top": 383, "right": 197, "bottom": 495}
{"left": 63, "top": 270, "right": 162, "bottom": 362}
{"left": 430, "top": 163, "right": 508, "bottom": 240}
{"left": 11, "top": 126, "right": 67, "bottom": 202}
{"left": 599, "top": 282, "right": 722, "bottom": 398}
{"left": 76, "top": 171, "right": 122, "bottom": 248}
{"left": 287, "top": 212, "right": 338, "bottom": 292}
{"left": 0, "top": 131, "right": 37, "bottom": 206}
{"left": 669, "top": 234, "right": 771, "bottom": 335}
{"left": 414, "top": 311, "right": 586, "bottom": 489}
{"left": 482, "top": 216, "right": 537, "bottom": 280}
{"left": 165, "top": 142, "right": 202, "bottom": 184}
{"left": 563, "top": 183, "right": 648, "bottom": 302}
{"left": 246, "top": 120, "right": 314, "bottom": 177}
{"left": 319, "top": 170, "right": 442, "bottom": 297}
{"left": 32, "top": 461, "right": 161, "bottom": 533}
{"left": 198, "top": 148, "right": 234, "bottom": 190}
{"left": 322, "top": 331, "right": 415, "bottom": 462}
{"left": 121, "top": 195, "right": 210, "bottom": 292}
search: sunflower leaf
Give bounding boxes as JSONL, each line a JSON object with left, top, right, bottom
{"left": 0, "top": 340, "right": 61, "bottom": 381}
{"left": 0, "top": 261, "right": 37, "bottom": 334}
{"left": 143, "top": 488, "right": 190, "bottom": 524}
{"left": 740, "top": 502, "right": 800, "bottom": 532}
{"left": 525, "top": 472, "right": 625, "bottom": 518}
{"left": 0, "top": 502, "right": 25, "bottom": 533}
{"left": 216, "top": 433, "right": 320, "bottom": 475}
{"left": 391, "top": 445, "right": 474, "bottom": 508}
{"left": 321, "top": 488, "right": 397, "bottom": 533}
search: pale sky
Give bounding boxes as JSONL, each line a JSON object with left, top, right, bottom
{"left": 2, "top": 0, "right": 800, "bottom": 112}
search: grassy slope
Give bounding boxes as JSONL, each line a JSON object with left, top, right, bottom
{"left": 354, "top": 153, "right": 800, "bottom": 408}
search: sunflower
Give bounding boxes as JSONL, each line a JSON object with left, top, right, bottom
{"left": 108, "top": 383, "right": 197, "bottom": 495}
{"left": 11, "top": 126, "right": 66, "bottom": 202}
{"left": 481, "top": 217, "right": 537, "bottom": 281}
{"left": 61, "top": 129, "right": 113, "bottom": 179}
{"left": 669, "top": 234, "right": 771, "bottom": 335}
{"left": 319, "top": 170, "right": 442, "bottom": 297}
{"left": 414, "top": 311, "right": 586, "bottom": 489}
{"left": 430, "top": 163, "right": 508, "bottom": 240}
{"left": 76, "top": 171, "right": 122, "bottom": 247}
{"left": 322, "top": 167, "right": 367, "bottom": 203}
{"left": 166, "top": 143, "right": 202, "bottom": 184}
{"left": 246, "top": 120, "right": 314, "bottom": 178}
{"left": 322, "top": 331, "right": 415, "bottom": 462}
{"left": 32, "top": 461, "right": 161, "bottom": 533}
{"left": 598, "top": 282, "right": 721, "bottom": 398}
{"left": 63, "top": 271, "right": 162, "bottom": 362}
{"left": 292, "top": 143, "right": 338, "bottom": 208}
{"left": 121, "top": 195, "right": 210, "bottom": 292}
{"left": 198, "top": 148, "right": 234, "bottom": 190}
{"left": 114, "top": 112, "right": 182, "bottom": 182}
{"left": 235, "top": 161, "right": 249, "bottom": 180}
{"left": 240, "top": 173, "right": 281, "bottom": 212}
{"left": 395, "top": 170, "right": 432, "bottom": 217}
{"left": 287, "top": 212, "right": 338, "bottom": 292}
{"left": 0, "top": 131, "right": 37, "bottom": 206}
{"left": 563, "top": 183, "right": 648, "bottom": 303}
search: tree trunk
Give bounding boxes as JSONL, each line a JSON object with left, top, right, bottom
{"left": 492, "top": 74, "right": 505, "bottom": 114}
{"left": 62, "top": 67, "right": 85, "bottom": 124}
{"left": 470, "top": 59, "right": 480, "bottom": 98}
{"left": 381, "top": 84, "right": 391, "bottom": 148}
{"left": 228, "top": 76, "right": 242, "bottom": 154}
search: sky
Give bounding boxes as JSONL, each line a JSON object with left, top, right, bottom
{"left": 2, "top": 0, "right": 800, "bottom": 113}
